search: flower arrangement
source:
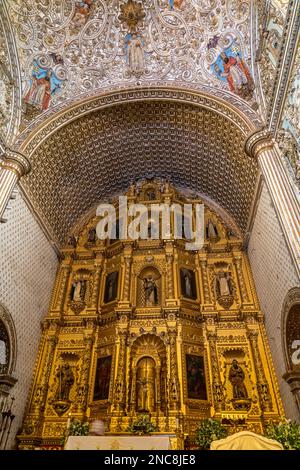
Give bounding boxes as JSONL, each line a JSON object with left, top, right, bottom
{"left": 127, "top": 415, "right": 158, "bottom": 435}
{"left": 266, "top": 419, "right": 300, "bottom": 450}
{"left": 61, "top": 419, "right": 89, "bottom": 446}
{"left": 195, "top": 418, "right": 228, "bottom": 450}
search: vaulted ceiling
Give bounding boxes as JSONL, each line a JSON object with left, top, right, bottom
{"left": 20, "top": 95, "right": 258, "bottom": 246}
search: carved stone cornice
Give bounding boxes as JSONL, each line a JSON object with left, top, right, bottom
{"left": 0, "top": 148, "right": 31, "bottom": 178}
{"left": 245, "top": 129, "right": 274, "bottom": 158}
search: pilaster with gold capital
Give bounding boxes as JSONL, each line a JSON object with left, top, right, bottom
{"left": 245, "top": 130, "right": 300, "bottom": 278}
{"left": 0, "top": 148, "right": 31, "bottom": 220}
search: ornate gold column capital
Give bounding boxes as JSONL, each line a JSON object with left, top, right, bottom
{"left": 245, "top": 129, "right": 274, "bottom": 159}
{"left": 1, "top": 148, "right": 31, "bottom": 178}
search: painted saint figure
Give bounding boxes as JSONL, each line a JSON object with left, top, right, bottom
{"left": 126, "top": 33, "right": 145, "bottom": 75}
{"left": 23, "top": 59, "right": 63, "bottom": 111}
{"left": 229, "top": 359, "right": 248, "bottom": 399}
{"left": 212, "top": 46, "right": 254, "bottom": 98}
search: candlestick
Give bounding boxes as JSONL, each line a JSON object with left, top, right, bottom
{"left": 67, "top": 412, "right": 71, "bottom": 429}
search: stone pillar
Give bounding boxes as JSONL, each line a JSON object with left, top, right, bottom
{"left": 247, "top": 329, "right": 273, "bottom": 412}
{"left": 245, "top": 130, "right": 300, "bottom": 278}
{"left": 0, "top": 149, "right": 30, "bottom": 221}
{"left": 282, "top": 371, "right": 300, "bottom": 416}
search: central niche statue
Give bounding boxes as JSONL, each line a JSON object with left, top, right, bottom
{"left": 54, "top": 363, "right": 74, "bottom": 402}
{"left": 136, "top": 357, "right": 156, "bottom": 412}
{"left": 229, "top": 359, "right": 248, "bottom": 399}
{"left": 143, "top": 276, "right": 158, "bottom": 306}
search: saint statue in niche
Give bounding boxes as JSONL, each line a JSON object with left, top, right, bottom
{"left": 206, "top": 218, "right": 218, "bottom": 240}
{"left": 104, "top": 272, "right": 118, "bottom": 303}
{"left": 126, "top": 32, "right": 145, "bottom": 75}
{"left": 180, "top": 268, "right": 196, "bottom": 300}
{"left": 216, "top": 271, "right": 232, "bottom": 297}
{"left": 71, "top": 280, "right": 85, "bottom": 302}
{"left": 229, "top": 359, "right": 248, "bottom": 399}
{"left": 88, "top": 227, "right": 96, "bottom": 243}
{"left": 144, "top": 276, "right": 158, "bottom": 306}
{"left": 136, "top": 357, "right": 155, "bottom": 412}
{"left": 54, "top": 363, "right": 74, "bottom": 402}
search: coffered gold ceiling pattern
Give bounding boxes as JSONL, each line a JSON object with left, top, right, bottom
{"left": 8, "top": 0, "right": 258, "bottom": 133}
{"left": 21, "top": 100, "right": 258, "bottom": 246}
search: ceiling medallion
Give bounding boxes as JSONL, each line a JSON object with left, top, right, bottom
{"left": 119, "top": 0, "right": 145, "bottom": 33}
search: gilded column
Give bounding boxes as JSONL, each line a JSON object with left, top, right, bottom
{"left": 114, "top": 331, "right": 127, "bottom": 411}
{"left": 76, "top": 329, "right": 94, "bottom": 413}
{"left": 165, "top": 241, "right": 176, "bottom": 307}
{"left": 118, "top": 242, "right": 133, "bottom": 309}
{"left": 206, "top": 331, "right": 224, "bottom": 412}
{"left": 54, "top": 262, "right": 71, "bottom": 314}
{"left": 245, "top": 130, "right": 300, "bottom": 278}
{"left": 89, "top": 249, "right": 105, "bottom": 310}
{"left": 0, "top": 149, "right": 30, "bottom": 220}
{"left": 199, "top": 255, "right": 211, "bottom": 304}
{"left": 33, "top": 324, "right": 59, "bottom": 414}
{"left": 247, "top": 329, "right": 273, "bottom": 412}
{"left": 233, "top": 254, "right": 249, "bottom": 304}
{"left": 168, "top": 329, "right": 180, "bottom": 410}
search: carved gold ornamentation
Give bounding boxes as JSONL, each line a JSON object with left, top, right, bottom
{"left": 18, "top": 182, "right": 284, "bottom": 448}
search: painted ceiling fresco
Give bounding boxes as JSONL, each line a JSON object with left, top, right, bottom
{"left": 8, "top": 0, "right": 256, "bottom": 125}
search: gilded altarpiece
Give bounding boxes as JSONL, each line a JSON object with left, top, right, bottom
{"left": 18, "top": 182, "right": 284, "bottom": 449}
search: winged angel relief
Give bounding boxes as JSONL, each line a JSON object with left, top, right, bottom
{"left": 10, "top": 0, "right": 254, "bottom": 115}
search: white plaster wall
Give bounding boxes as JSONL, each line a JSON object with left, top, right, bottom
{"left": 248, "top": 182, "right": 300, "bottom": 421}
{"left": 0, "top": 190, "right": 58, "bottom": 448}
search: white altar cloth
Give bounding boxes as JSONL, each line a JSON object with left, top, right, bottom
{"left": 65, "top": 435, "right": 176, "bottom": 450}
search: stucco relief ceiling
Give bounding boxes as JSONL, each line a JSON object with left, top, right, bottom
{"left": 20, "top": 100, "right": 258, "bottom": 246}
{"left": 8, "top": 0, "right": 258, "bottom": 134}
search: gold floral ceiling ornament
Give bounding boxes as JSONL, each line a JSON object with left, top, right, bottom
{"left": 119, "top": 0, "right": 145, "bottom": 33}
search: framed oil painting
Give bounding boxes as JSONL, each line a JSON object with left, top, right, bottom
{"left": 93, "top": 355, "right": 112, "bottom": 401}
{"left": 186, "top": 354, "right": 207, "bottom": 400}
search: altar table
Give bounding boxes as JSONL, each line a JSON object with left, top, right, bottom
{"left": 64, "top": 434, "right": 177, "bottom": 450}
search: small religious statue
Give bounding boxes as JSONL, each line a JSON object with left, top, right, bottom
{"left": 206, "top": 218, "right": 218, "bottom": 240}
{"left": 88, "top": 227, "right": 96, "bottom": 243}
{"left": 127, "top": 33, "right": 145, "bottom": 75}
{"left": 54, "top": 363, "right": 74, "bottom": 402}
{"left": 229, "top": 359, "right": 248, "bottom": 399}
{"left": 184, "top": 271, "right": 192, "bottom": 298}
{"left": 67, "top": 235, "right": 77, "bottom": 247}
{"left": 216, "top": 271, "right": 232, "bottom": 297}
{"left": 180, "top": 268, "right": 196, "bottom": 299}
{"left": 137, "top": 377, "right": 150, "bottom": 411}
{"left": 104, "top": 272, "right": 118, "bottom": 303}
{"left": 71, "top": 280, "right": 85, "bottom": 302}
{"left": 144, "top": 276, "right": 158, "bottom": 306}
